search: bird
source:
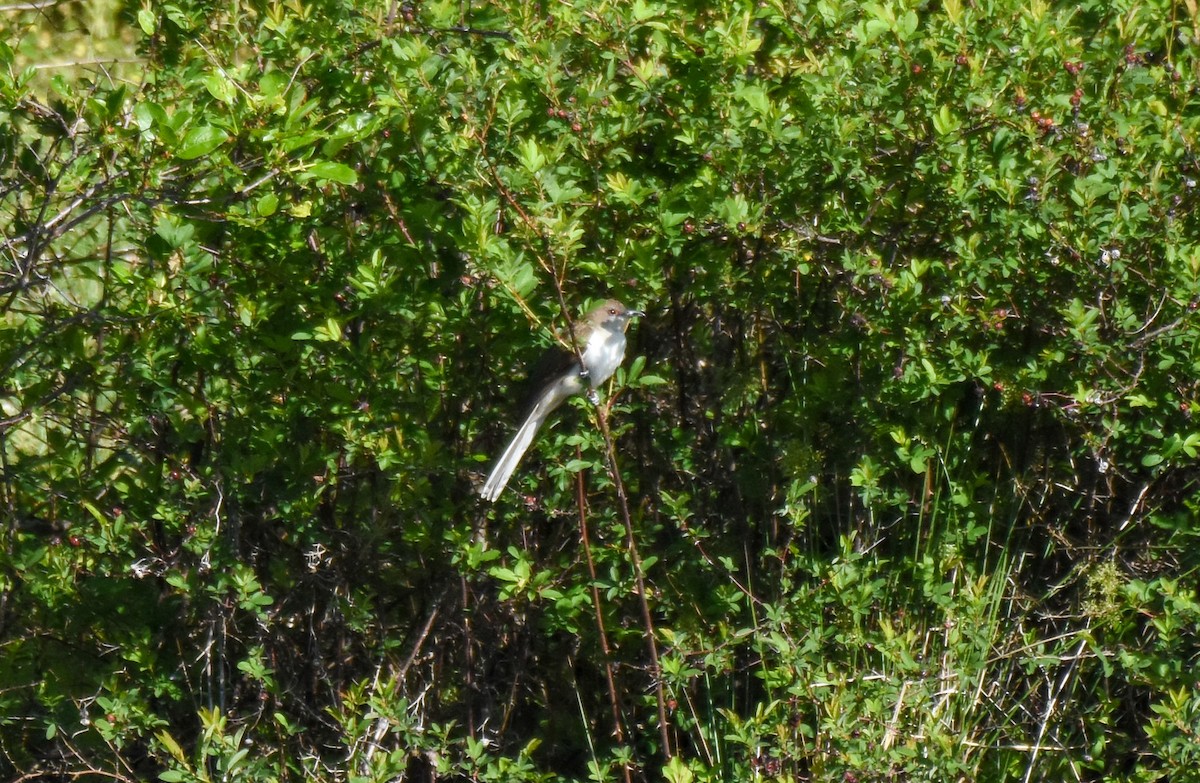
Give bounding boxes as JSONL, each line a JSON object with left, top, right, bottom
{"left": 479, "top": 299, "right": 643, "bottom": 502}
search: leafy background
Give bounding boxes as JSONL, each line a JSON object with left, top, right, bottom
{"left": 2, "top": 0, "right": 1199, "bottom": 780}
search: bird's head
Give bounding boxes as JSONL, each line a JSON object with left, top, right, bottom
{"left": 592, "top": 299, "right": 644, "bottom": 330}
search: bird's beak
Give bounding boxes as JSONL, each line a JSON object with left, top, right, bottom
{"left": 629, "top": 309, "right": 645, "bottom": 318}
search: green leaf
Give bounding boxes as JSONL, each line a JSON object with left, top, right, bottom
{"left": 933, "top": 105, "right": 960, "bottom": 136}
{"left": 202, "top": 71, "right": 237, "bottom": 104}
{"left": 308, "top": 161, "right": 358, "bottom": 185}
{"left": 314, "top": 317, "right": 343, "bottom": 342}
{"left": 259, "top": 70, "right": 287, "bottom": 102}
{"left": 663, "top": 755, "right": 694, "bottom": 783}
{"left": 133, "top": 101, "right": 167, "bottom": 132}
{"left": 137, "top": 8, "right": 157, "bottom": 35}
{"left": 256, "top": 192, "right": 279, "bottom": 217}
{"left": 157, "top": 730, "right": 187, "bottom": 764}
{"left": 517, "top": 138, "right": 547, "bottom": 173}
{"left": 175, "top": 125, "right": 228, "bottom": 160}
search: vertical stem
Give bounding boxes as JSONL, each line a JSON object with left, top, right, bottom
{"left": 576, "top": 458, "right": 636, "bottom": 783}
{"left": 595, "top": 406, "right": 673, "bottom": 760}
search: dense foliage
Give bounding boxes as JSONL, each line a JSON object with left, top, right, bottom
{"left": 3, "top": 0, "right": 1199, "bottom": 780}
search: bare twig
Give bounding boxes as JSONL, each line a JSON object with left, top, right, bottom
{"left": 1022, "top": 637, "right": 1086, "bottom": 783}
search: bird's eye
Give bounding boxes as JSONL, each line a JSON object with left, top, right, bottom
{"left": 609, "top": 307, "right": 617, "bottom": 315}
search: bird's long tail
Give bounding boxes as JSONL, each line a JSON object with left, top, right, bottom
{"left": 479, "top": 398, "right": 555, "bottom": 502}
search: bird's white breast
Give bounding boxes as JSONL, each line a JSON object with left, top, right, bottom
{"left": 581, "top": 326, "right": 626, "bottom": 388}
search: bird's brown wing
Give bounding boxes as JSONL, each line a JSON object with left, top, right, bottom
{"left": 515, "top": 342, "right": 581, "bottom": 417}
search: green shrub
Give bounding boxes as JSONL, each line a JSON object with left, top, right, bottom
{"left": 2, "top": 0, "right": 1198, "bottom": 780}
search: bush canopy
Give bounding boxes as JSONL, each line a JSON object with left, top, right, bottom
{"left": 2, "top": 0, "right": 1199, "bottom": 780}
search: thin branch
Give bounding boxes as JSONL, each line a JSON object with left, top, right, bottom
{"left": 595, "top": 404, "right": 673, "bottom": 761}
{"left": 0, "top": 0, "right": 64, "bottom": 10}
{"left": 437, "top": 25, "right": 514, "bottom": 41}
{"left": 29, "top": 58, "right": 144, "bottom": 70}
{"left": 575, "top": 455, "right": 635, "bottom": 783}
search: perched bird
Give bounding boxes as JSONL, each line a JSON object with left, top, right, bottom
{"left": 480, "top": 300, "right": 643, "bottom": 502}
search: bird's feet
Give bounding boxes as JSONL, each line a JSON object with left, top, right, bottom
{"left": 587, "top": 389, "right": 600, "bottom": 405}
